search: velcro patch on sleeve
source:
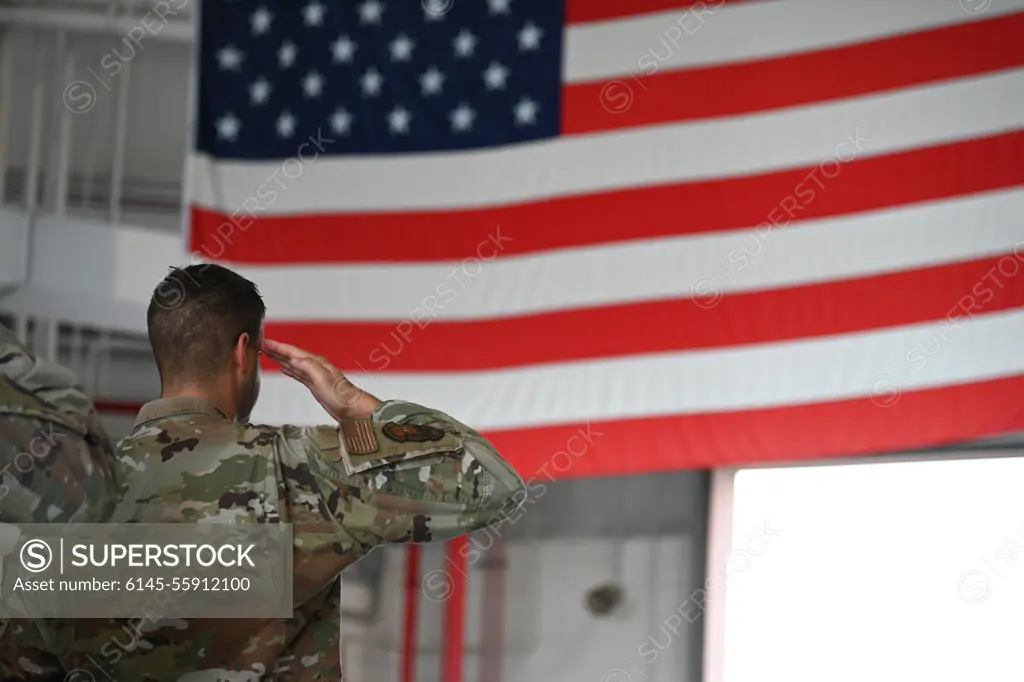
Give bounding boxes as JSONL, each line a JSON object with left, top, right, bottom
{"left": 332, "top": 419, "right": 463, "bottom": 475}
{"left": 340, "top": 419, "right": 379, "bottom": 456}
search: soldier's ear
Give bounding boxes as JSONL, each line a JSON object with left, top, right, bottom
{"left": 233, "top": 333, "right": 251, "bottom": 369}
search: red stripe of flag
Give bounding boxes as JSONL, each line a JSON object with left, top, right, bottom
{"left": 565, "top": 0, "right": 752, "bottom": 25}
{"left": 564, "top": 12, "right": 1024, "bottom": 134}
{"left": 97, "top": 376, "right": 1024, "bottom": 474}
{"left": 192, "top": 131, "right": 1024, "bottom": 264}
{"left": 262, "top": 255, "right": 1024, "bottom": 373}
{"left": 484, "top": 374, "right": 1024, "bottom": 478}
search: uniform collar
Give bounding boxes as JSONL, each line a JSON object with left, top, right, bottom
{"left": 133, "top": 397, "right": 232, "bottom": 428}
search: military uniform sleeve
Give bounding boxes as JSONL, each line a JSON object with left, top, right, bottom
{"left": 276, "top": 400, "right": 526, "bottom": 550}
{"left": 0, "top": 326, "right": 120, "bottom": 680}
{"left": 0, "top": 620, "right": 64, "bottom": 681}
{"left": 0, "top": 324, "right": 111, "bottom": 447}
{"left": 0, "top": 324, "right": 120, "bottom": 525}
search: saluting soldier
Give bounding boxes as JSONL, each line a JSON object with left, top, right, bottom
{"left": 50, "top": 263, "right": 526, "bottom": 681}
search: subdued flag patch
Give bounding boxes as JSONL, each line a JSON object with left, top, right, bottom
{"left": 340, "top": 419, "right": 379, "bottom": 456}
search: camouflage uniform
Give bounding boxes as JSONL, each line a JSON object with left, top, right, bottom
{"left": 0, "top": 323, "right": 123, "bottom": 679}
{"left": 38, "top": 395, "right": 525, "bottom": 680}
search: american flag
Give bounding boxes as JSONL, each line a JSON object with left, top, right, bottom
{"left": 188, "top": 0, "right": 1024, "bottom": 477}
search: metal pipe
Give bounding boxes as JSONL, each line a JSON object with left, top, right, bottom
{"left": 13, "top": 314, "right": 28, "bottom": 344}
{"left": 68, "top": 324, "right": 82, "bottom": 376}
{"left": 54, "top": 34, "right": 74, "bottom": 217}
{"left": 109, "top": 16, "right": 132, "bottom": 224}
{"left": 177, "top": 0, "right": 201, "bottom": 252}
{"left": 43, "top": 319, "right": 58, "bottom": 362}
{"left": 0, "top": 7, "right": 193, "bottom": 42}
{"left": 0, "top": 29, "right": 14, "bottom": 203}
{"left": 29, "top": 0, "right": 191, "bottom": 14}
{"left": 97, "top": 341, "right": 114, "bottom": 400}
{"left": 477, "top": 539, "right": 507, "bottom": 682}
{"left": 702, "top": 470, "right": 732, "bottom": 682}
{"left": 45, "top": 29, "right": 67, "bottom": 213}
{"left": 646, "top": 539, "right": 660, "bottom": 681}
{"left": 441, "top": 536, "right": 468, "bottom": 682}
{"left": 685, "top": 475, "right": 710, "bottom": 682}
{"left": 401, "top": 545, "right": 421, "bottom": 682}
{"left": 25, "top": 31, "right": 46, "bottom": 213}
{"left": 77, "top": 0, "right": 115, "bottom": 211}
{"left": 373, "top": 538, "right": 540, "bottom": 656}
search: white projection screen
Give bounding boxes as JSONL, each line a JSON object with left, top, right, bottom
{"left": 705, "top": 452, "right": 1024, "bottom": 682}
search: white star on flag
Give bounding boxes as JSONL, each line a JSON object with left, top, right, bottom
{"left": 359, "top": 0, "right": 384, "bottom": 25}
{"left": 332, "top": 36, "right": 357, "bottom": 63}
{"left": 276, "top": 111, "right": 296, "bottom": 138}
{"left": 278, "top": 41, "right": 297, "bottom": 68}
{"left": 216, "top": 114, "right": 241, "bottom": 141}
{"left": 518, "top": 22, "right": 542, "bottom": 51}
{"left": 250, "top": 7, "right": 272, "bottom": 35}
{"left": 388, "top": 106, "right": 411, "bottom": 134}
{"left": 331, "top": 109, "right": 353, "bottom": 135}
{"left": 420, "top": 67, "right": 445, "bottom": 96}
{"left": 390, "top": 34, "right": 415, "bottom": 62}
{"left": 450, "top": 104, "right": 476, "bottom": 132}
{"left": 249, "top": 78, "right": 271, "bottom": 105}
{"left": 483, "top": 61, "right": 509, "bottom": 90}
{"left": 302, "top": 71, "right": 324, "bottom": 98}
{"left": 217, "top": 46, "right": 244, "bottom": 71}
{"left": 303, "top": 1, "right": 325, "bottom": 26}
{"left": 514, "top": 97, "right": 539, "bottom": 125}
{"left": 454, "top": 30, "right": 477, "bottom": 58}
{"left": 361, "top": 68, "right": 384, "bottom": 96}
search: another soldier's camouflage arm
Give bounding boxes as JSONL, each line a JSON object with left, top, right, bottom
{"left": 280, "top": 400, "right": 526, "bottom": 552}
{"left": 0, "top": 324, "right": 116, "bottom": 474}
{"left": 1, "top": 324, "right": 86, "bottom": 408}
{"left": 0, "top": 327, "right": 120, "bottom": 677}
{"left": 0, "top": 326, "right": 120, "bottom": 527}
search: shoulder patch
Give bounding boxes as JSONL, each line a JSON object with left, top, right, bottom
{"left": 341, "top": 419, "right": 379, "bottom": 455}
{"left": 331, "top": 419, "right": 463, "bottom": 475}
{"left": 382, "top": 422, "right": 445, "bottom": 444}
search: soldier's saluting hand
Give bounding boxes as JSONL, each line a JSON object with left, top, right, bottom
{"left": 261, "top": 338, "right": 382, "bottom": 421}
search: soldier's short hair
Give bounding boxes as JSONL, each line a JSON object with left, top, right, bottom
{"left": 147, "top": 264, "right": 266, "bottom": 386}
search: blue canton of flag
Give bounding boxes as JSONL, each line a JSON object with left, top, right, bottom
{"left": 195, "top": 0, "right": 565, "bottom": 159}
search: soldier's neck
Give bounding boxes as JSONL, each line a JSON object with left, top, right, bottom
{"left": 161, "top": 382, "right": 237, "bottom": 422}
